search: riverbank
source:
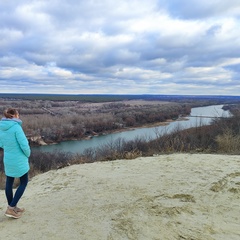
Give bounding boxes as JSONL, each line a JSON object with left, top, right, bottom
{"left": 1, "top": 153, "right": 239, "bottom": 239}
{"left": 29, "top": 117, "right": 189, "bottom": 146}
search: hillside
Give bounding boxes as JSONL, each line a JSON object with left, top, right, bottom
{"left": 0, "top": 154, "right": 240, "bottom": 240}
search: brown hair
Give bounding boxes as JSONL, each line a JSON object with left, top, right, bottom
{"left": 4, "top": 108, "right": 19, "bottom": 119}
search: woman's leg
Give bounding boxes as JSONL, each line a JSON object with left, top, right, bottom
{"left": 9, "top": 172, "right": 28, "bottom": 207}
{"left": 5, "top": 176, "right": 15, "bottom": 205}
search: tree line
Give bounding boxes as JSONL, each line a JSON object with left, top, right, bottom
{"left": 0, "top": 98, "right": 191, "bottom": 144}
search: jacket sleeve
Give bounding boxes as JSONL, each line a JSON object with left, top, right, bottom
{"left": 15, "top": 126, "right": 31, "bottom": 158}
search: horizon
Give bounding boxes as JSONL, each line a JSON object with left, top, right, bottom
{"left": 1, "top": 93, "right": 240, "bottom": 99}
{"left": 1, "top": 92, "right": 240, "bottom": 96}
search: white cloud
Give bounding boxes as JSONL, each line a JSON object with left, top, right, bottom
{"left": 0, "top": 0, "right": 239, "bottom": 95}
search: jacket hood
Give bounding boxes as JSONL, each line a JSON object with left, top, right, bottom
{"left": 0, "top": 118, "right": 22, "bottom": 131}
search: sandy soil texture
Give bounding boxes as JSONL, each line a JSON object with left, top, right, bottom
{"left": 0, "top": 154, "right": 240, "bottom": 240}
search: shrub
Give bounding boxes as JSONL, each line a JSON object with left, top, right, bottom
{"left": 215, "top": 129, "right": 240, "bottom": 154}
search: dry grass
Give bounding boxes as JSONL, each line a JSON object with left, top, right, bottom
{"left": 215, "top": 129, "right": 240, "bottom": 154}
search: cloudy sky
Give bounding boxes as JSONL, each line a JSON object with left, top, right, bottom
{"left": 1, "top": 0, "right": 240, "bottom": 95}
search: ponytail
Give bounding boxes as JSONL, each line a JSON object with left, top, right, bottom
{"left": 3, "top": 108, "right": 19, "bottom": 119}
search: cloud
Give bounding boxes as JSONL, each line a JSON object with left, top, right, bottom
{"left": 0, "top": 0, "right": 240, "bottom": 95}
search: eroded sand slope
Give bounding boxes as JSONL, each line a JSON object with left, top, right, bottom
{"left": 0, "top": 154, "right": 240, "bottom": 240}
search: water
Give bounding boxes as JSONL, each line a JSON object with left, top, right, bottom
{"left": 35, "top": 105, "right": 231, "bottom": 153}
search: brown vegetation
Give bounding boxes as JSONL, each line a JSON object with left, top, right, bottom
{"left": 1, "top": 97, "right": 240, "bottom": 189}
{"left": 0, "top": 98, "right": 191, "bottom": 144}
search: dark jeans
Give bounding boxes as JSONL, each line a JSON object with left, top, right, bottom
{"left": 5, "top": 172, "right": 28, "bottom": 207}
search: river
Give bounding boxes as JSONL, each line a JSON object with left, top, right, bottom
{"left": 34, "top": 104, "right": 231, "bottom": 154}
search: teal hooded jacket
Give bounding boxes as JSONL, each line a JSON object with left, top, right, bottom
{"left": 0, "top": 118, "right": 30, "bottom": 177}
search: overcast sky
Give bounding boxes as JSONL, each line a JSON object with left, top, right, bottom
{"left": 1, "top": 0, "right": 240, "bottom": 95}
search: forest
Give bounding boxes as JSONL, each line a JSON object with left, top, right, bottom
{"left": 0, "top": 97, "right": 190, "bottom": 144}
{"left": 1, "top": 94, "right": 239, "bottom": 145}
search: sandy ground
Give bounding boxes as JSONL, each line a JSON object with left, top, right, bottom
{"left": 0, "top": 153, "right": 240, "bottom": 240}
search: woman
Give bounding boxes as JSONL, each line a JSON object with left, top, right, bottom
{"left": 0, "top": 108, "right": 30, "bottom": 219}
